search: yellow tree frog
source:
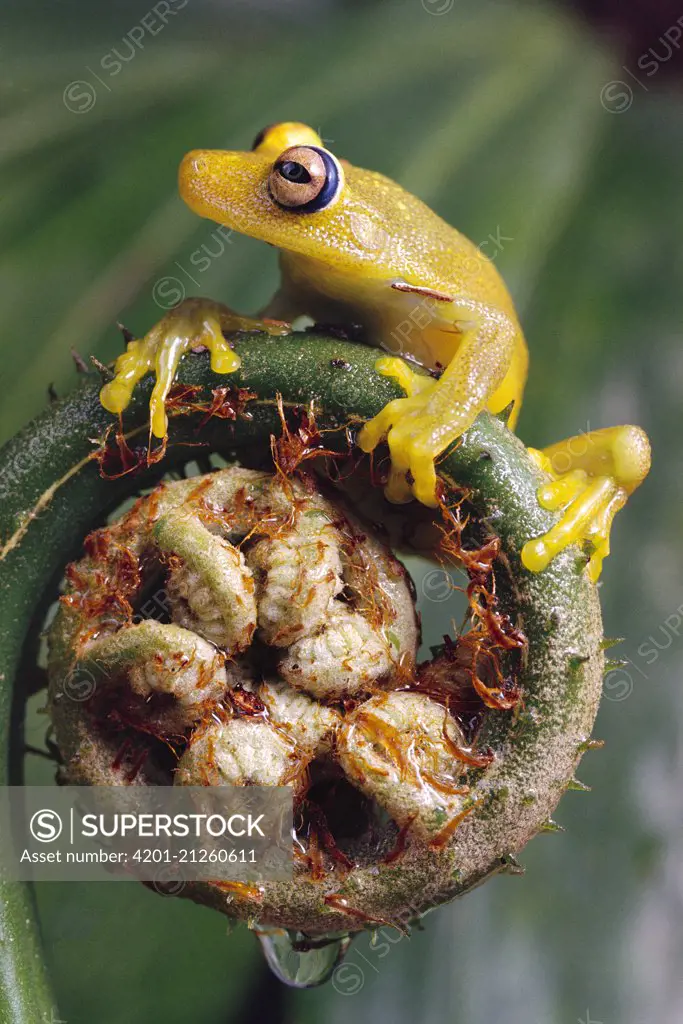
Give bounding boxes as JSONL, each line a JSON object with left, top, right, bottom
{"left": 100, "top": 122, "right": 651, "bottom": 581}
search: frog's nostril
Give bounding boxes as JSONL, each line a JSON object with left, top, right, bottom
{"left": 179, "top": 150, "right": 209, "bottom": 184}
{"left": 178, "top": 151, "right": 213, "bottom": 212}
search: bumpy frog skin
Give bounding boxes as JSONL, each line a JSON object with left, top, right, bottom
{"left": 99, "top": 121, "right": 650, "bottom": 581}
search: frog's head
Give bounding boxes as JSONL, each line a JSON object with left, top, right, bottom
{"left": 179, "top": 122, "right": 425, "bottom": 278}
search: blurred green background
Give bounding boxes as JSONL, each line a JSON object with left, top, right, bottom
{"left": 2, "top": 0, "right": 682, "bottom": 1021}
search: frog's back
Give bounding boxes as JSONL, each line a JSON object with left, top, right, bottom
{"left": 345, "top": 166, "right": 518, "bottom": 319}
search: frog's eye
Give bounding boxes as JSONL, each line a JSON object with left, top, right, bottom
{"left": 268, "top": 145, "right": 342, "bottom": 213}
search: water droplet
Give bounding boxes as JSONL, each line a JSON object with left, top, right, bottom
{"left": 255, "top": 928, "right": 352, "bottom": 988}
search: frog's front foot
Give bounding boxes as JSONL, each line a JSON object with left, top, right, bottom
{"left": 521, "top": 425, "right": 651, "bottom": 582}
{"left": 100, "top": 298, "right": 290, "bottom": 438}
{"left": 357, "top": 356, "right": 455, "bottom": 507}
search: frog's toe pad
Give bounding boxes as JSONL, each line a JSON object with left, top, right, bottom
{"left": 100, "top": 379, "right": 133, "bottom": 415}
{"left": 521, "top": 473, "right": 625, "bottom": 582}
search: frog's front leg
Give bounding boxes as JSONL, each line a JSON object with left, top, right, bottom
{"left": 358, "top": 299, "right": 518, "bottom": 506}
{"left": 521, "top": 425, "right": 651, "bottom": 582}
{"left": 100, "top": 298, "right": 290, "bottom": 438}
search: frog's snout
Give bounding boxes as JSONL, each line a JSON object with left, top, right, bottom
{"left": 178, "top": 149, "right": 234, "bottom": 222}
{"left": 178, "top": 148, "right": 268, "bottom": 229}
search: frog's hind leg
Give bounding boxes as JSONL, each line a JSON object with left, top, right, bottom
{"left": 522, "top": 425, "right": 651, "bottom": 582}
{"left": 358, "top": 300, "right": 520, "bottom": 507}
{"left": 487, "top": 333, "right": 528, "bottom": 431}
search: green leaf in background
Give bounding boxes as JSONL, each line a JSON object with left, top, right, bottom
{"left": 2, "top": 0, "right": 681, "bottom": 1021}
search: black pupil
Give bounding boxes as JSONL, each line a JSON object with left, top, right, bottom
{"left": 279, "top": 161, "right": 311, "bottom": 184}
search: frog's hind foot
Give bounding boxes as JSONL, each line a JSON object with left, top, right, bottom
{"left": 521, "top": 425, "right": 651, "bottom": 581}
{"left": 99, "top": 298, "right": 289, "bottom": 438}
